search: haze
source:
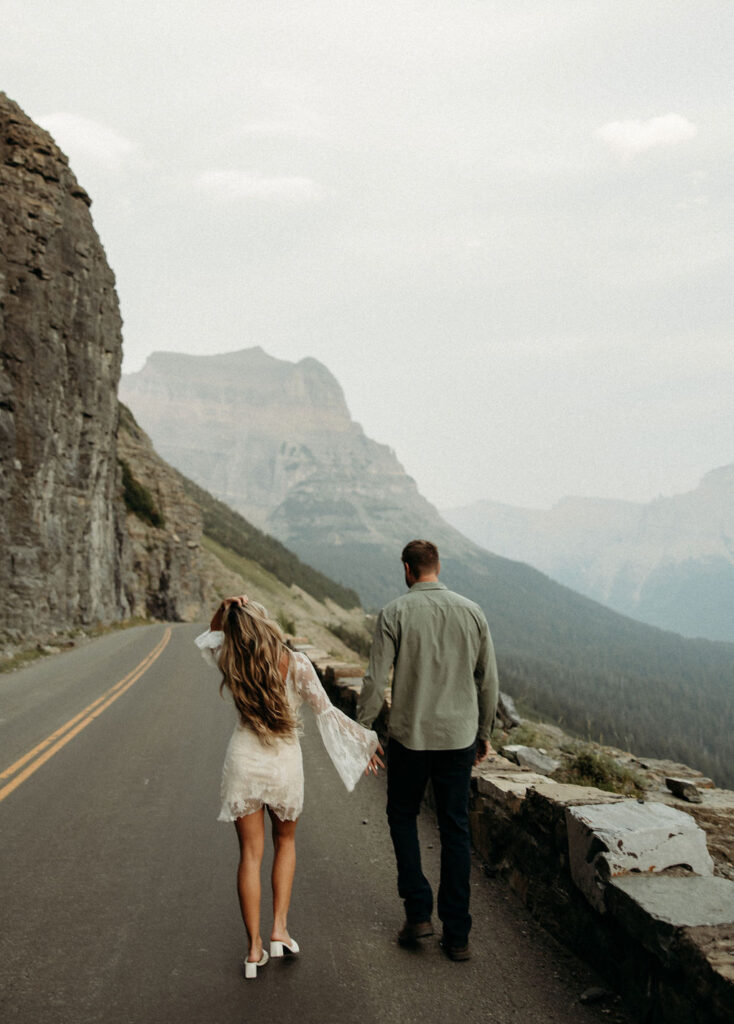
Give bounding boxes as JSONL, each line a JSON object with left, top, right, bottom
{"left": 5, "top": 1, "right": 733, "bottom": 508}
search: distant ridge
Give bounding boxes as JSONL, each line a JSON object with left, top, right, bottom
{"left": 121, "top": 348, "right": 734, "bottom": 785}
{"left": 444, "top": 464, "right": 734, "bottom": 643}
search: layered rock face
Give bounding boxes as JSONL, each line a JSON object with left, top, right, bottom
{"left": 120, "top": 347, "right": 464, "bottom": 606}
{"left": 117, "top": 404, "right": 206, "bottom": 622}
{"left": 0, "top": 93, "right": 125, "bottom": 641}
{"left": 0, "top": 95, "right": 209, "bottom": 644}
{"left": 444, "top": 465, "right": 734, "bottom": 642}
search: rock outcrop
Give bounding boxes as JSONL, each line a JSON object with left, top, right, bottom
{"left": 0, "top": 92, "right": 125, "bottom": 642}
{"left": 120, "top": 347, "right": 458, "bottom": 607}
{"left": 117, "top": 404, "right": 206, "bottom": 622}
{"left": 0, "top": 95, "right": 211, "bottom": 644}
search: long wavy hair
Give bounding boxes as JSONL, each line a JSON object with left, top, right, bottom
{"left": 218, "top": 601, "right": 297, "bottom": 742}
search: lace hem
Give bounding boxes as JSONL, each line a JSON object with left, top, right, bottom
{"left": 218, "top": 799, "right": 301, "bottom": 823}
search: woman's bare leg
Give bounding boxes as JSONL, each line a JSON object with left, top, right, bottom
{"left": 234, "top": 809, "right": 266, "bottom": 962}
{"left": 268, "top": 808, "right": 298, "bottom": 943}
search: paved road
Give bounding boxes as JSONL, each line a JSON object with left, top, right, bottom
{"left": 0, "top": 624, "right": 633, "bottom": 1024}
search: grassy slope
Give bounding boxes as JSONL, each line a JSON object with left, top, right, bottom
{"left": 178, "top": 473, "right": 360, "bottom": 611}
{"left": 200, "top": 536, "right": 370, "bottom": 663}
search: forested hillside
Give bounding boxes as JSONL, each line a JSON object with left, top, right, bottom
{"left": 441, "top": 552, "right": 734, "bottom": 787}
{"left": 177, "top": 473, "right": 361, "bottom": 611}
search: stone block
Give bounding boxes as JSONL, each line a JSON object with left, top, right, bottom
{"left": 502, "top": 744, "right": 561, "bottom": 774}
{"left": 666, "top": 776, "right": 703, "bottom": 803}
{"left": 336, "top": 676, "right": 363, "bottom": 690}
{"left": 607, "top": 873, "right": 734, "bottom": 1010}
{"left": 516, "top": 746, "right": 561, "bottom": 775}
{"left": 567, "top": 801, "right": 714, "bottom": 913}
{"left": 475, "top": 771, "right": 552, "bottom": 814}
{"left": 609, "top": 874, "right": 734, "bottom": 932}
{"left": 529, "top": 782, "right": 624, "bottom": 809}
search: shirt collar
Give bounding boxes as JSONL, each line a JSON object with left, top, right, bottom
{"left": 409, "top": 581, "right": 447, "bottom": 591}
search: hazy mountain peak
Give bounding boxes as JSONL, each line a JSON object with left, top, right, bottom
{"left": 445, "top": 464, "right": 734, "bottom": 642}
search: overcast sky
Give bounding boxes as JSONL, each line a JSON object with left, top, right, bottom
{"left": 5, "top": 1, "right": 733, "bottom": 508}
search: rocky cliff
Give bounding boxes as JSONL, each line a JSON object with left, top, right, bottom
{"left": 444, "top": 465, "right": 734, "bottom": 642}
{"left": 0, "top": 94, "right": 211, "bottom": 644}
{"left": 116, "top": 404, "right": 207, "bottom": 621}
{"left": 0, "top": 92, "right": 126, "bottom": 642}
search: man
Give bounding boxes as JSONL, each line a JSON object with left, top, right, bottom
{"left": 359, "top": 539, "right": 499, "bottom": 961}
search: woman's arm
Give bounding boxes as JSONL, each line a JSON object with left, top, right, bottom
{"left": 293, "top": 653, "right": 383, "bottom": 788}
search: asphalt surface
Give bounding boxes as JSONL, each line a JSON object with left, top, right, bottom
{"left": 0, "top": 623, "right": 634, "bottom": 1024}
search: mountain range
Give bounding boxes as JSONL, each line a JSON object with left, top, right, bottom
{"left": 121, "top": 349, "right": 734, "bottom": 786}
{"left": 443, "top": 466, "right": 734, "bottom": 643}
{"left": 13, "top": 79, "right": 729, "bottom": 787}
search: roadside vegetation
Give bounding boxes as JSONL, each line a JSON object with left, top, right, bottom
{"left": 552, "top": 747, "right": 646, "bottom": 796}
{"left": 120, "top": 459, "right": 165, "bottom": 528}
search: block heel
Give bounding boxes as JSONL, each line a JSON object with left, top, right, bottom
{"left": 269, "top": 938, "right": 300, "bottom": 958}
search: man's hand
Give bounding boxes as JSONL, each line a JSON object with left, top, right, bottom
{"left": 474, "top": 738, "right": 495, "bottom": 766}
{"left": 365, "top": 743, "right": 385, "bottom": 777}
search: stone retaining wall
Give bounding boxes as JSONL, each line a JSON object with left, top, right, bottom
{"left": 301, "top": 644, "right": 734, "bottom": 1024}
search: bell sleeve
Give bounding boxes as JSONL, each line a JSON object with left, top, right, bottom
{"left": 194, "top": 628, "right": 224, "bottom": 669}
{"left": 292, "top": 652, "right": 379, "bottom": 792}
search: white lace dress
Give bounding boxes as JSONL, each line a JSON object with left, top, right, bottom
{"left": 195, "top": 629, "right": 379, "bottom": 822}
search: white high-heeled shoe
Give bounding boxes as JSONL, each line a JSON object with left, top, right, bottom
{"left": 244, "top": 948, "right": 269, "bottom": 979}
{"left": 269, "top": 938, "right": 300, "bottom": 958}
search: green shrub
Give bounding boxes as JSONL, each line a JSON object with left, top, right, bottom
{"left": 120, "top": 460, "right": 165, "bottom": 528}
{"left": 328, "top": 621, "right": 372, "bottom": 658}
{"left": 554, "top": 748, "right": 645, "bottom": 796}
{"left": 276, "top": 610, "right": 297, "bottom": 635}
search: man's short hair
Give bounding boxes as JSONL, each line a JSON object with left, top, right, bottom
{"left": 401, "top": 539, "right": 439, "bottom": 576}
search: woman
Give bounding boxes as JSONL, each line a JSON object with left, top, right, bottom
{"left": 196, "top": 596, "right": 382, "bottom": 978}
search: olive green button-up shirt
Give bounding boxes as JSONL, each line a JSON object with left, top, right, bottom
{"left": 356, "top": 581, "right": 499, "bottom": 751}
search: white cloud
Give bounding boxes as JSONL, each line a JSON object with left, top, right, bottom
{"left": 594, "top": 113, "right": 698, "bottom": 158}
{"left": 37, "top": 112, "right": 136, "bottom": 169}
{"left": 195, "top": 169, "right": 323, "bottom": 203}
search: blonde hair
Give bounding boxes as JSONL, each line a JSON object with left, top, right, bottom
{"left": 218, "top": 601, "right": 297, "bottom": 742}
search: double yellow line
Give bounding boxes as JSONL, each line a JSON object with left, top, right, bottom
{"left": 0, "top": 626, "right": 171, "bottom": 805}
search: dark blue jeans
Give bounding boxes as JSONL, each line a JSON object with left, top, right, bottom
{"left": 386, "top": 738, "right": 475, "bottom": 944}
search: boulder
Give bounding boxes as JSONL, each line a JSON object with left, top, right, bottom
{"left": 502, "top": 744, "right": 561, "bottom": 775}
{"left": 666, "top": 776, "right": 703, "bottom": 804}
{"left": 566, "top": 801, "right": 714, "bottom": 913}
{"left": 496, "top": 691, "right": 522, "bottom": 728}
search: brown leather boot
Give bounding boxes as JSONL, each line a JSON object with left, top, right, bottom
{"left": 397, "top": 920, "right": 434, "bottom": 945}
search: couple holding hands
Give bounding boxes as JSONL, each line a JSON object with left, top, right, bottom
{"left": 196, "top": 540, "right": 498, "bottom": 976}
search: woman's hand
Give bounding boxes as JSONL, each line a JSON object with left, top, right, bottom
{"left": 365, "top": 743, "right": 385, "bottom": 777}
{"left": 210, "top": 595, "right": 249, "bottom": 630}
